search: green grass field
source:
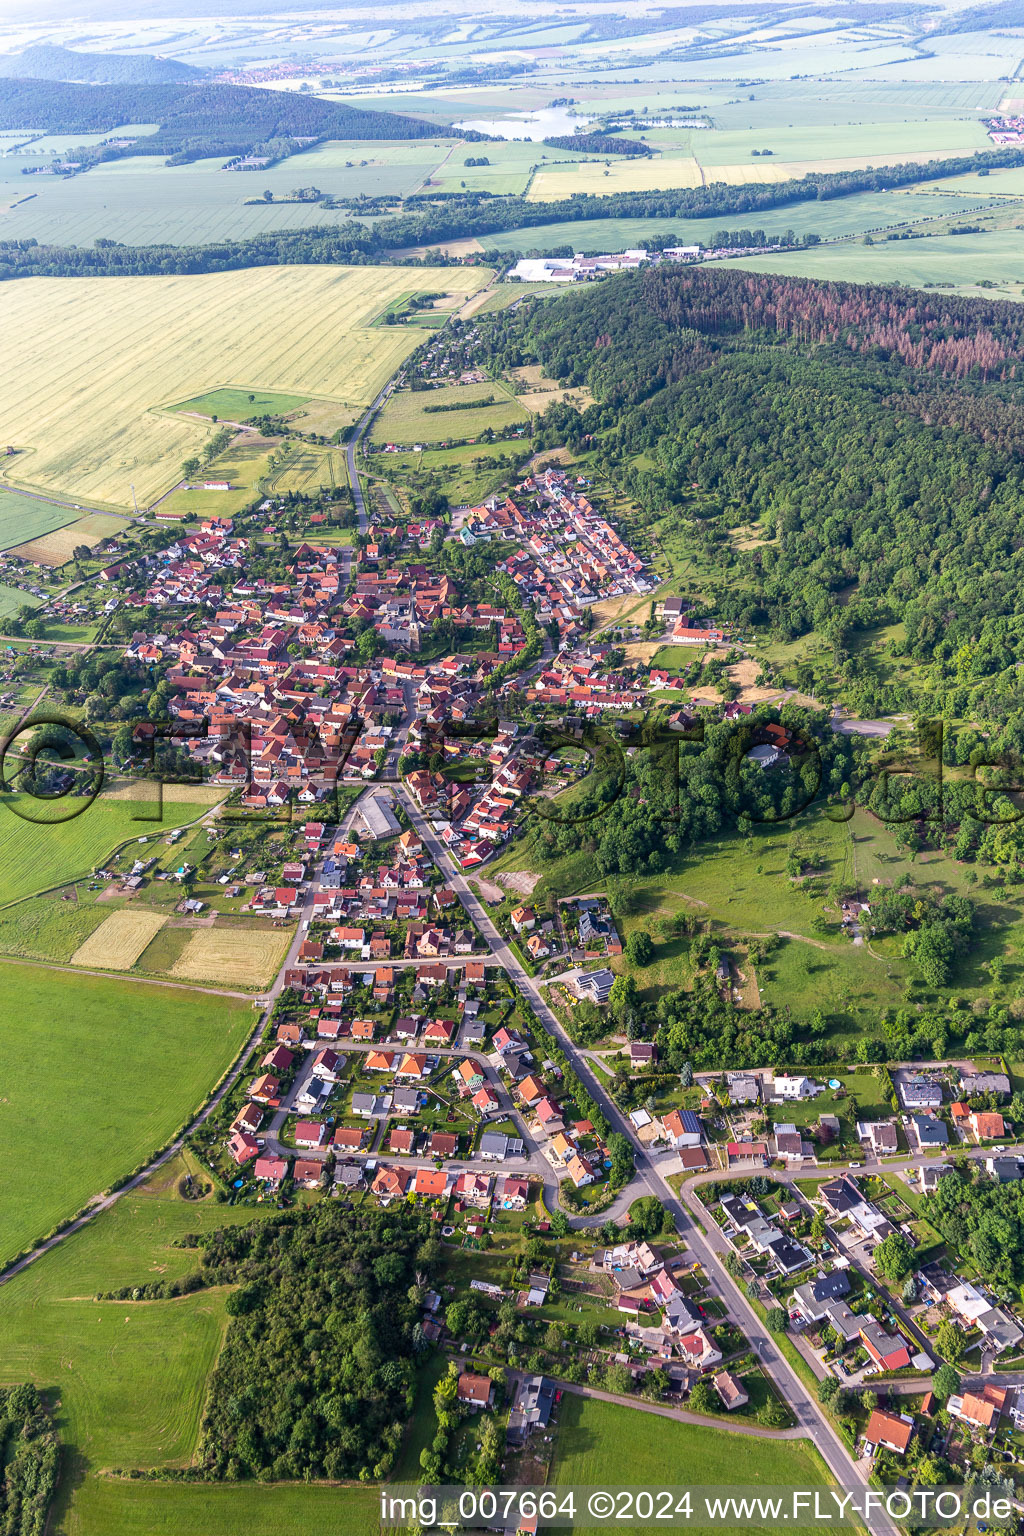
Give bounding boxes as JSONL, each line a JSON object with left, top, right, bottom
{"left": 0, "top": 583, "right": 43, "bottom": 617}
{"left": 371, "top": 381, "right": 528, "bottom": 445}
{"left": 478, "top": 188, "right": 997, "bottom": 256}
{"left": 167, "top": 387, "right": 310, "bottom": 420}
{"left": 550, "top": 1395, "right": 829, "bottom": 1535}
{"left": 730, "top": 228, "right": 1024, "bottom": 300}
{"left": 0, "top": 487, "right": 80, "bottom": 552}
{"left": 65, "top": 1481, "right": 381, "bottom": 1536}
{"left": 0, "top": 139, "right": 457, "bottom": 248}
{"left": 0, "top": 964, "right": 252, "bottom": 1264}
{"left": 0, "top": 793, "right": 204, "bottom": 905}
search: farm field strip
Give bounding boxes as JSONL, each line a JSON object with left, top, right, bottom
{"left": 70, "top": 909, "right": 167, "bottom": 971}
{"left": 167, "top": 925, "right": 292, "bottom": 987}
{"left": 0, "top": 264, "right": 490, "bottom": 508}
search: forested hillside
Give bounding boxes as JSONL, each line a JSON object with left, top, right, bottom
{"left": 0, "top": 79, "right": 442, "bottom": 161}
{"left": 0, "top": 44, "right": 204, "bottom": 83}
{"left": 484, "top": 265, "right": 1024, "bottom": 736}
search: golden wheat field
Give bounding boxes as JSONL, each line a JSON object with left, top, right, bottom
{"left": 167, "top": 925, "right": 291, "bottom": 987}
{"left": 0, "top": 264, "right": 490, "bottom": 510}
{"left": 70, "top": 909, "right": 167, "bottom": 971}
{"left": 528, "top": 155, "right": 703, "bottom": 200}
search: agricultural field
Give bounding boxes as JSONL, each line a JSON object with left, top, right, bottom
{"left": 692, "top": 115, "right": 989, "bottom": 175}
{"left": 70, "top": 908, "right": 167, "bottom": 971}
{"left": 0, "top": 962, "right": 252, "bottom": 1265}
{"left": 730, "top": 228, "right": 1024, "bottom": 299}
{"left": 0, "top": 791, "right": 205, "bottom": 905}
{"left": 529, "top": 153, "right": 703, "bottom": 200}
{"left": 0, "top": 264, "right": 490, "bottom": 509}
{"left": 481, "top": 187, "right": 998, "bottom": 256}
{"left": 10, "top": 510, "right": 131, "bottom": 566}
{"left": 166, "top": 925, "right": 292, "bottom": 988}
{"left": 0, "top": 139, "right": 457, "bottom": 248}
{"left": 0, "top": 486, "right": 82, "bottom": 552}
{"left": 370, "top": 380, "right": 528, "bottom": 446}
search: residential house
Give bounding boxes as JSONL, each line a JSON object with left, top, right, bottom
{"left": 948, "top": 1384, "right": 1007, "bottom": 1433}
{"left": 457, "top": 1372, "right": 493, "bottom": 1409}
{"left": 663, "top": 1109, "right": 702, "bottom": 1148}
{"left": 714, "top": 1372, "right": 749, "bottom": 1411}
{"left": 910, "top": 1115, "right": 949, "bottom": 1150}
{"left": 295, "top": 1120, "right": 327, "bottom": 1149}
{"left": 677, "top": 1327, "right": 722, "bottom": 1371}
{"left": 863, "top": 1409, "right": 914, "bottom": 1457}
{"left": 293, "top": 1159, "right": 323, "bottom": 1190}
{"left": 253, "top": 1155, "right": 288, "bottom": 1189}
{"left": 372, "top": 1165, "right": 411, "bottom": 1202}
{"left": 414, "top": 1168, "right": 450, "bottom": 1199}
{"left": 860, "top": 1321, "right": 912, "bottom": 1373}
{"left": 857, "top": 1120, "right": 899, "bottom": 1156}
{"left": 897, "top": 1073, "right": 943, "bottom": 1111}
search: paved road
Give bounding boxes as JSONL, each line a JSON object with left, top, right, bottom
{"left": 394, "top": 780, "right": 895, "bottom": 1526}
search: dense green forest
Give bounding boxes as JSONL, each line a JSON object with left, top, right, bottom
{"left": 542, "top": 130, "right": 651, "bottom": 156}
{"left": 478, "top": 265, "right": 1024, "bottom": 731}
{"left": 0, "top": 1386, "right": 60, "bottom": 1536}
{"left": 0, "top": 80, "right": 442, "bottom": 162}
{"left": 0, "top": 44, "right": 203, "bottom": 84}
{"left": 185, "top": 1204, "right": 440, "bottom": 1481}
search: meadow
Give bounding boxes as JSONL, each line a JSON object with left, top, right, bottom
{"left": 65, "top": 1481, "right": 381, "bottom": 1536}
{"left": 0, "top": 264, "right": 490, "bottom": 509}
{"left": 370, "top": 380, "right": 528, "bottom": 445}
{"left": 550, "top": 1395, "right": 829, "bottom": 1535}
{"left": 167, "top": 386, "right": 311, "bottom": 420}
{"left": 0, "top": 962, "right": 252, "bottom": 1265}
{"left": 0, "top": 793, "right": 204, "bottom": 905}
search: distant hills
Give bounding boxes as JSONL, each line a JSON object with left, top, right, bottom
{"left": 0, "top": 79, "right": 446, "bottom": 160}
{"left": 0, "top": 43, "right": 204, "bottom": 85}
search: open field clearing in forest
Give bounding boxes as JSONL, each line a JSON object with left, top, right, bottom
{"left": 70, "top": 909, "right": 167, "bottom": 971}
{"left": 371, "top": 381, "right": 528, "bottom": 445}
{"left": 167, "top": 925, "right": 291, "bottom": 987}
{"left": 0, "top": 265, "right": 490, "bottom": 509}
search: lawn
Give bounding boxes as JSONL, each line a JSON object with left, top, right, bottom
{"left": 0, "top": 891, "right": 108, "bottom": 961}
{"left": 0, "top": 962, "right": 252, "bottom": 1264}
{"left": 550, "top": 1395, "right": 830, "bottom": 1534}
{"left": 0, "top": 792, "right": 204, "bottom": 905}
{"left": 0, "top": 264, "right": 490, "bottom": 509}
